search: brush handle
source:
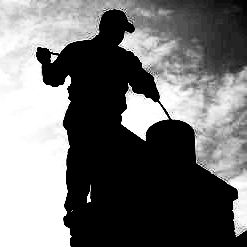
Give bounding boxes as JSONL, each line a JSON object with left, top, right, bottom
{"left": 50, "top": 52, "right": 60, "bottom": 56}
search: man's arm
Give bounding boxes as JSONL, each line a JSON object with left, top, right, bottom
{"left": 37, "top": 46, "right": 70, "bottom": 86}
{"left": 128, "top": 56, "right": 160, "bottom": 102}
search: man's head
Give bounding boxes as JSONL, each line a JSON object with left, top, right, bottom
{"left": 99, "top": 9, "right": 135, "bottom": 45}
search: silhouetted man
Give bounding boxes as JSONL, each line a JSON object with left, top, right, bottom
{"left": 36, "top": 9, "right": 160, "bottom": 243}
{"left": 36, "top": 10, "right": 160, "bottom": 130}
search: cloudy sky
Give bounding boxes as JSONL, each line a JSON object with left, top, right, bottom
{"left": 1, "top": 0, "right": 247, "bottom": 180}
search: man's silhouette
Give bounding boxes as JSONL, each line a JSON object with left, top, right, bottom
{"left": 36, "top": 9, "right": 160, "bottom": 243}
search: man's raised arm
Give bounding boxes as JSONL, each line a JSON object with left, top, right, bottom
{"left": 36, "top": 46, "right": 70, "bottom": 86}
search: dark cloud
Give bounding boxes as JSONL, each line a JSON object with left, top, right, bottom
{"left": 1, "top": 0, "right": 247, "bottom": 81}
{"left": 126, "top": 0, "right": 247, "bottom": 77}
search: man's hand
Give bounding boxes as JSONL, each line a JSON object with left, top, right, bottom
{"left": 36, "top": 47, "right": 51, "bottom": 64}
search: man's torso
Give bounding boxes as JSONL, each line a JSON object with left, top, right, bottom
{"left": 64, "top": 40, "right": 130, "bottom": 114}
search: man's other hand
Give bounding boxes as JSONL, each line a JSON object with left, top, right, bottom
{"left": 152, "top": 90, "right": 160, "bottom": 102}
{"left": 36, "top": 47, "right": 51, "bottom": 64}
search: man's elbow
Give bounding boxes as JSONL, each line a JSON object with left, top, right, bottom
{"left": 47, "top": 77, "right": 65, "bottom": 87}
{"left": 42, "top": 73, "right": 64, "bottom": 87}
{"left": 42, "top": 65, "right": 66, "bottom": 86}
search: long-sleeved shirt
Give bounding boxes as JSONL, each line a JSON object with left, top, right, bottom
{"left": 41, "top": 38, "right": 158, "bottom": 116}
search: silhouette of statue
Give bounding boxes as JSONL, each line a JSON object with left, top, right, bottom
{"left": 36, "top": 9, "right": 161, "bottom": 244}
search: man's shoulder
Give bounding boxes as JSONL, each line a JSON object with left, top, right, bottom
{"left": 124, "top": 49, "right": 140, "bottom": 60}
{"left": 121, "top": 49, "right": 141, "bottom": 67}
{"left": 62, "top": 40, "right": 91, "bottom": 53}
{"left": 117, "top": 47, "right": 138, "bottom": 59}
